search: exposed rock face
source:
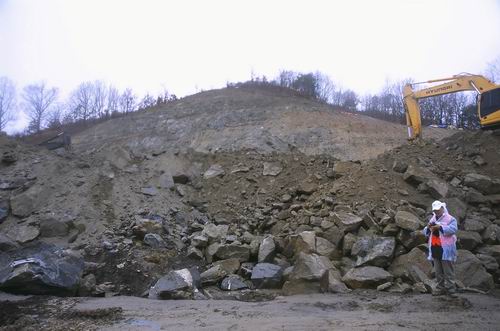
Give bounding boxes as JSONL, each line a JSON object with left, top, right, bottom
{"left": 0, "top": 244, "right": 84, "bottom": 296}
{"left": 351, "top": 236, "right": 395, "bottom": 267}
{"left": 342, "top": 266, "right": 393, "bottom": 289}
{"left": 149, "top": 268, "right": 201, "bottom": 300}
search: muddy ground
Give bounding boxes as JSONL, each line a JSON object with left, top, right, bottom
{"left": 2, "top": 290, "right": 500, "bottom": 331}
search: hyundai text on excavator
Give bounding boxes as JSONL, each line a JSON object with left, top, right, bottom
{"left": 403, "top": 73, "right": 500, "bottom": 140}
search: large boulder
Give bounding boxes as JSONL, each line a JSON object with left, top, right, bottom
{"left": 220, "top": 275, "right": 249, "bottom": 291}
{"left": 476, "top": 245, "right": 500, "bottom": 264}
{"left": 315, "top": 237, "right": 336, "bottom": 257}
{"left": 351, "top": 236, "right": 395, "bottom": 268}
{"left": 319, "top": 268, "right": 350, "bottom": 293}
{"left": 332, "top": 212, "right": 363, "bottom": 232}
{"left": 403, "top": 164, "right": 435, "bottom": 185}
{"left": 445, "top": 198, "right": 467, "bottom": 222}
{"left": 395, "top": 211, "right": 421, "bottom": 231}
{"left": 455, "top": 250, "right": 494, "bottom": 291}
{"left": 463, "top": 173, "right": 500, "bottom": 195}
{"left": 149, "top": 268, "right": 201, "bottom": 299}
{"left": 200, "top": 265, "right": 228, "bottom": 286}
{"left": 214, "top": 244, "right": 250, "bottom": 262}
{"left": 426, "top": 178, "right": 449, "bottom": 199}
{"left": 457, "top": 231, "right": 482, "bottom": 251}
{"left": 388, "top": 247, "right": 432, "bottom": 280}
{"left": 0, "top": 243, "right": 84, "bottom": 296}
{"left": 251, "top": 263, "right": 283, "bottom": 289}
{"left": 342, "top": 266, "right": 393, "bottom": 289}
{"left": 289, "top": 253, "right": 333, "bottom": 281}
{"left": 9, "top": 186, "right": 44, "bottom": 218}
{"left": 482, "top": 224, "right": 500, "bottom": 245}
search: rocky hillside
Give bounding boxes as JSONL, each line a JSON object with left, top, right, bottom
{"left": 0, "top": 86, "right": 499, "bottom": 329}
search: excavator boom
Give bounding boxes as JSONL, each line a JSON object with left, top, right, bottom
{"left": 403, "top": 74, "right": 500, "bottom": 140}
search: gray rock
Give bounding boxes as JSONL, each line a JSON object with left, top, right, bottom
{"left": 351, "top": 236, "right": 395, "bottom": 267}
{"left": 476, "top": 245, "right": 500, "bottom": 264}
{"left": 203, "top": 164, "right": 225, "bottom": 179}
{"left": 205, "top": 242, "right": 221, "bottom": 263}
{"left": 396, "top": 230, "right": 426, "bottom": 250}
{"left": 251, "top": 263, "right": 283, "bottom": 289}
{"left": 200, "top": 265, "right": 228, "bottom": 285}
{"left": 214, "top": 244, "right": 250, "bottom": 262}
{"left": 476, "top": 254, "right": 499, "bottom": 273}
{"left": 426, "top": 178, "right": 448, "bottom": 199}
{"left": 403, "top": 164, "right": 435, "bottom": 185}
{"left": 464, "top": 173, "right": 500, "bottom": 195}
{"left": 10, "top": 186, "right": 43, "bottom": 217}
{"left": 238, "top": 262, "right": 255, "bottom": 279}
{"left": 457, "top": 231, "right": 482, "bottom": 250}
{"left": 0, "top": 200, "right": 8, "bottom": 222}
{"left": 141, "top": 187, "right": 158, "bottom": 196}
{"left": 342, "top": 233, "right": 357, "bottom": 256}
{"left": 0, "top": 243, "right": 84, "bottom": 296}
{"left": 191, "top": 235, "right": 209, "bottom": 248}
{"left": 296, "top": 182, "right": 318, "bottom": 195}
{"left": 446, "top": 198, "right": 467, "bottom": 222}
{"left": 40, "top": 217, "right": 71, "bottom": 238}
{"left": 392, "top": 160, "right": 408, "bottom": 173}
{"left": 202, "top": 223, "right": 229, "bottom": 244}
{"left": 332, "top": 212, "right": 363, "bottom": 232}
{"left": 388, "top": 247, "right": 432, "bottom": 281}
{"left": 0, "top": 234, "right": 19, "bottom": 252}
{"left": 290, "top": 253, "right": 333, "bottom": 281}
{"left": 395, "top": 211, "right": 421, "bottom": 231}
{"left": 220, "top": 274, "right": 249, "bottom": 291}
{"left": 143, "top": 233, "right": 166, "bottom": 248}
{"left": 315, "top": 237, "right": 335, "bottom": 257}
{"left": 213, "top": 258, "right": 241, "bottom": 274}
{"left": 262, "top": 162, "right": 282, "bottom": 176}
{"left": 322, "top": 226, "right": 345, "bottom": 247}
{"left": 149, "top": 268, "right": 201, "bottom": 300}
{"left": 258, "top": 236, "right": 276, "bottom": 263}
{"left": 78, "top": 273, "right": 96, "bottom": 296}
{"left": 482, "top": 224, "right": 500, "bottom": 245}
{"left": 455, "top": 250, "right": 494, "bottom": 291}
{"left": 158, "top": 172, "right": 175, "bottom": 190}
{"left": 342, "top": 266, "right": 394, "bottom": 289}
{"left": 186, "top": 247, "right": 204, "bottom": 260}
{"left": 319, "top": 268, "right": 350, "bottom": 293}
{"left": 463, "top": 219, "right": 487, "bottom": 232}
{"left": 172, "top": 173, "right": 190, "bottom": 184}
{"left": 7, "top": 224, "right": 40, "bottom": 244}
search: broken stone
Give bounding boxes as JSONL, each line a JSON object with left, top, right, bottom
{"left": 296, "top": 182, "right": 318, "bottom": 195}
{"left": 262, "top": 162, "right": 282, "bottom": 176}
{"left": 200, "top": 265, "right": 228, "bottom": 286}
{"left": 319, "top": 268, "right": 350, "bottom": 293}
{"left": 457, "top": 231, "right": 482, "bottom": 250}
{"left": 220, "top": 274, "right": 249, "bottom": 291}
{"left": 315, "top": 237, "right": 335, "bottom": 257}
{"left": 351, "top": 236, "right": 395, "bottom": 268}
{"left": 392, "top": 160, "right": 408, "bottom": 173}
{"left": 341, "top": 266, "right": 393, "bottom": 289}
{"left": 342, "top": 233, "right": 357, "bottom": 256}
{"left": 7, "top": 224, "right": 40, "bottom": 244}
{"left": 158, "top": 173, "right": 175, "bottom": 190}
{"left": 395, "top": 211, "right": 421, "bottom": 231}
{"left": 40, "top": 217, "right": 71, "bottom": 238}
{"left": 186, "top": 247, "right": 204, "bottom": 260}
{"left": 214, "top": 244, "right": 250, "bottom": 262}
{"left": 191, "top": 235, "right": 209, "bottom": 248}
{"left": 426, "top": 178, "right": 448, "bottom": 199}
{"left": 388, "top": 247, "right": 432, "bottom": 281}
{"left": 258, "top": 236, "right": 276, "bottom": 263}
{"left": 149, "top": 268, "right": 201, "bottom": 300}
{"left": 332, "top": 212, "right": 363, "bottom": 232}
{"left": 0, "top": 234, "right": 19, "bottom": 252}
{"left": 289, "top": 253, "right": 333, "bottom": 281}
{"left": 141, "top": 187, "right": 158, "bottom": 196}
{"left": 482, "top": 224, "right": 500, "bottom": 245}
{"left": 455, "top": 250, "right": 494, "bottom": 291}
{"left": 251, "top": 263, "right": 283, "bottom": 289}
{"left": 143, "top": 233, "right": 166, "bottom": 248}
{"left": 213, "top": 258, "right": 241, "bottom": 274}
{"left": 203, "top": 164, "right": 225, "bottom": 179}
{"left": 403, "top": 164, "right": 435, "bottom": 186}
{"left": 202, "top": 223, "right": 229, "bottom": 244}
{"left": 10, "top": 186, "right": 44, "bottom": 218}
{"left": 445, "top": 197, "right": 467, "bottom": 222}
{"left": 476, "top": 254, "right": 499, "bottom": 273}
{"left": 463, "top": 173, "right": 500, "bottom": 195}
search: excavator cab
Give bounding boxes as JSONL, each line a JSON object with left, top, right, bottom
{"left": 478, "top": 87, "right": 500, "bottom": 128}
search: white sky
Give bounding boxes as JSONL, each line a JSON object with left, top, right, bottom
{"left": 1, "top": 0, "right": 500, "bottom": 132}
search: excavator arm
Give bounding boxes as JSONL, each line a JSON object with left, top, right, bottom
{"left": 403, "top": 74, "right": 500, "bottom": 140}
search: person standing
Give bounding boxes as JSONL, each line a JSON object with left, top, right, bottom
{"left": 423, "top": 200, "right": 458, "bottom": 298}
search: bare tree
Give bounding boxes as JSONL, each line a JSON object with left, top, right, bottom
{"left": 91, "top": 80, "right": 107, "bottom": 119}
{"left": 0, "top": 77, "right": 16, "bottom": 132}
{"left": 314, "top": 71, "right": 336, "bottom": 103}
{"left": 138, "top": 93, "right": 156, "bottom": 110}
{"left": 106, "top": 85, "right": 120, "bottom": 117}
{"left": 22, "top": 82, "right": 58, "bottom": 133}
{"left": 119, "top": 88, "right": 136, "bottom": 114}
{"left": 46, "top": 102, "right": 66, "bottom": 129}
{"left": 69, "top": 82, "right": 93, "bottom": 122}
{"left": 484, "top": 56, "right": 500, "bottom": 83}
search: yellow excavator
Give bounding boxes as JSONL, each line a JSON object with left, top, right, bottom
{"left": 403, "top": 73, "right": 500, "bottom": 140}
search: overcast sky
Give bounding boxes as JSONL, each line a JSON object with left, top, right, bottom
{"left": 1, "top": 0, "right": 500, "bottom": 132}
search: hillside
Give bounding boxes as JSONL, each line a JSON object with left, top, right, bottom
{"left": 1, "top": 86, "right": 499, "bottom": 330}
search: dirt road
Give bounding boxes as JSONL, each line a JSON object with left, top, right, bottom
{"left": 69, "top": 291, "right": 500, "bottom": 331}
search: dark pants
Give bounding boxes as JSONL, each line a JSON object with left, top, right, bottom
{"left": 434, "top": 259, "right": 456, "bottom": 293}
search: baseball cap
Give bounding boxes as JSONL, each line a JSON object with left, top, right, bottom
{"left": 432, "top": 200, "right": 445, "bottom": 211}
